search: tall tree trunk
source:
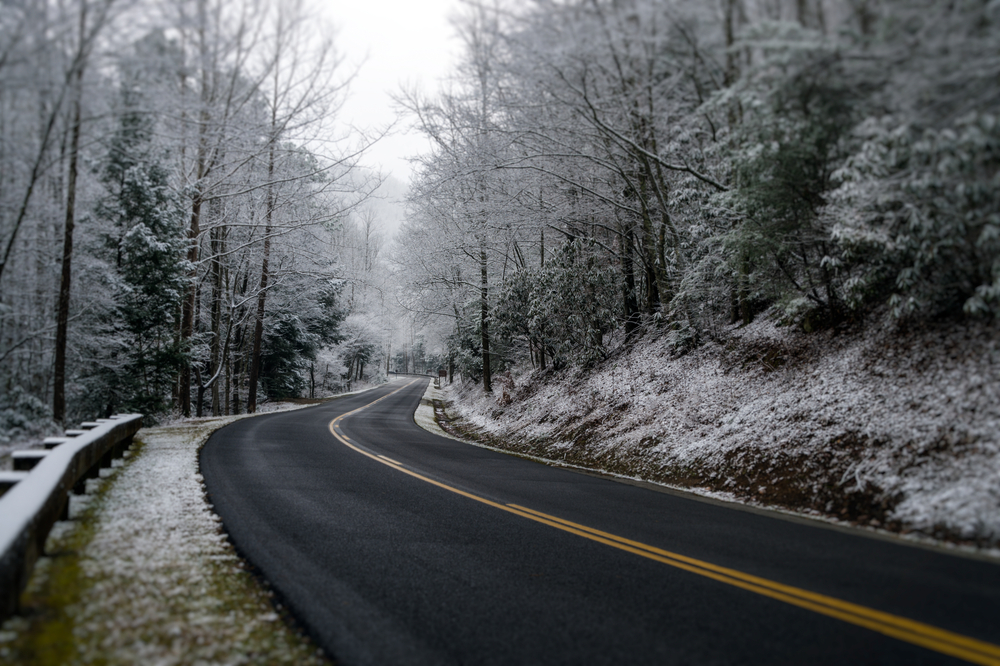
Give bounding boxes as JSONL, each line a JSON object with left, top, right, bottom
{"left": 247, "top": 39, "right": 284, "bottom": 411}
{"left": 724, "top": 0, "right": 743, "bottom": 127}
{"left": 642, "top": 250, "right": 659, "bottom": 315}
{"left": 480, "top": 243, "right": 492, "bottom": 393}
{"left": 194, "top": 365, "right": 205, "bottom": 417}
{"left": 209, "top": 223, "right": 223, "bottom": 415}
{"left": 246, "top": 141, "right": 275, "bottom": 413}
{"left": 232, "top": 353, "right": 241, "bottom": 415}
{"left": 656, "top": 212, "right": 673, "bottom": 307}
{"left": 180, "top": 193, "right": 201, "bottom": 417}
{"left": 739, "top": 254, "right": 751, "bottom": 325}
{"left": 224, "top": 352, "right": 231, "bottom": 416}
{"left": 172, "top": 301, "right": 182, "bottom": 409}
{"left": 180, "top": 0, "right": 212, "bottom": 417}
{"left": 538, "top": 227, "right": 546, "bottom": 369}
{"left": 53, "top": 10, "right": 87, "bottom": 425}
{"left": 621, "top": 228, "right": 639, "bottom": 338}
{"left": 246, "top": 231, "right": 270, "bottom": 413}
{"left": 636, "top": 174, "right": 661, "bottom": 314}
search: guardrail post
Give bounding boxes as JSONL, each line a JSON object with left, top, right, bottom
{"left": 0, "top": 413, "right": 143, "bottom": 623}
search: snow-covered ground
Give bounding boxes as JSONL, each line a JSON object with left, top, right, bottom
{"left": 415, "top": 380, "right": 464, "bottom": 442}
{"left": 0, "top": 407, "right": 330, "bottom": 664}
{"left": 441, "top": 314, "right": 1000, "bottom": 550}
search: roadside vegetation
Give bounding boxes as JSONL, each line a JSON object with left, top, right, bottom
{"left": 397, "top": 0, "right": 999, "bottom": 547}
{"left": 0, "top": 0, "right": 405, "bottom": 446}
{"left": 435, "top": 312, "right": 1000, "bottom": 550}
{"left": 398, "top": 0, "right": 999, "bottom": 383}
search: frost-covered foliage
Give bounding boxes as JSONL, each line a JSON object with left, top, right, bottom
{"left": 0, "top": 385, "right": 58, "bottom": 447}
{"left": 402, "top": 0, "right": 1000, "bottom": 550}
{"left": 449, "top": 309, "right": 487, "bottom": 384}
{"left": 444, "top": 314, "right": 1000, "bottom": 546}
{"left": 256, "top": 282, "right": 347, "bottom": 400}
{"left": 308, "top": 311, "right": 386, "bottom": 395}
{"left": 720, "top": 23, "right": 863, "bottom": 325}
{"left": 83, "top": 80, "right": 191, "bottom": 419}
{"left": 494, "top": 240, "right": 620, "bottom": 367}
{"left": 830, "top": 114, "right": 1000, "bottom": 318}
{"left": 401, "top": 0, "right": 1000, "bottom": 388}
{"left": 0, "top": 2, "right": 373, "bottom": 426}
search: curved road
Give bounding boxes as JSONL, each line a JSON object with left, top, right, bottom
{"left": 200, "top": 378, "right": 1000, "bottom": 665}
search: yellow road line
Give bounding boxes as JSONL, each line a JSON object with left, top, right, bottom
{"left": 326, "top": 384, "right": 1000, "bottom": 666}
{"left": 506, "top": 504, "right": 1000, "bottom": 664}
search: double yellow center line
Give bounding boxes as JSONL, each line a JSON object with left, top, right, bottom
{"left": 328, "top": 382, "right": 1000, "bottom": 665}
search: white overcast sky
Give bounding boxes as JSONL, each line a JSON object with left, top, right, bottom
{"left": 324, "top": 0, "right": 462, "bottom": 184}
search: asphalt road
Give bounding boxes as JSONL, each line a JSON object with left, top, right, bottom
{"left": 200, "top": 378, "right": 1000, "bottom": 665}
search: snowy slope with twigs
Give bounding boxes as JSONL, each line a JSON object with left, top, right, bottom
{"left": 443, "top": 315, "right": 1000, "bottom": 547}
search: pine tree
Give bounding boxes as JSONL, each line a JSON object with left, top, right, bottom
{"left": 91, "top": 72, "right": 189, "bottom": 418}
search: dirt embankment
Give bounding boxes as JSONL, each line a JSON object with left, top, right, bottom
{"left": 434, "top": 315, "right": 1000, "bottom": 549}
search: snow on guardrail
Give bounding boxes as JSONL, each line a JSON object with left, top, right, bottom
{"left": 0, "top": 414, "right": 143, "bottom": 623}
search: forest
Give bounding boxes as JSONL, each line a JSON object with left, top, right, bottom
{"left": 397, "top": 0, "right": 999, "bottom": 392}
{"left": 0, "top": 0, "right": 414, "bottom": 436}
{"left": 1, "top": 0, "right": 998, "bottom": 440}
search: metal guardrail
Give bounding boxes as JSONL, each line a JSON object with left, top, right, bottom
{"left": 0, "top": 414, "right": 143, "bottom": 623}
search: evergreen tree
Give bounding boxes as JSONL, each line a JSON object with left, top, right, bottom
{"left": 90, "top": 73, "right": 189, "bottom": 418}
{"left": 260, "top": 280, "right": 346, "bottom": 400}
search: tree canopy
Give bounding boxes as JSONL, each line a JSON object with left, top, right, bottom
{"left": 396, "top": 0, "right": 1000, "bottom": 387}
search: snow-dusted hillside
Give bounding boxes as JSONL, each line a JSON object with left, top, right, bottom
{"left": 440, "top": 315, "right": 1000, "bottom": 548}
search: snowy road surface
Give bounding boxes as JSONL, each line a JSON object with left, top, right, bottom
{"left": 200, "top": 377, "right": 1000, "bottom": 665}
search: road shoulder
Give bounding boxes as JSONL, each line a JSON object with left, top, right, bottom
{"left": 0, "top": 409, "right": 331, "bottom": 665}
